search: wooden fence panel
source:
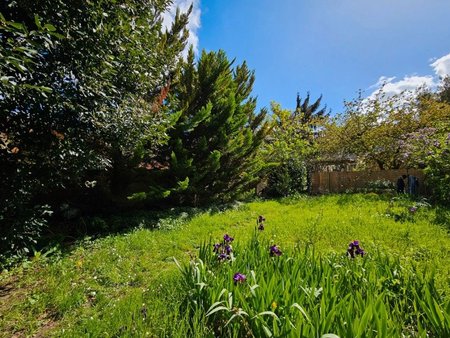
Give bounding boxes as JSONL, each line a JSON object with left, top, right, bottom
{"left": 311, "top": 169, "right": 426, "bottom": 194}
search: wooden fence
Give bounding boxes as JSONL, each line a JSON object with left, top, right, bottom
{"left": 310, "top": 169, "right": 426, "bottom": 194}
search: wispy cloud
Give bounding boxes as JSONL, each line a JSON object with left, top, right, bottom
{"left": 368, "top": 52, "right": 450, "bottom": 98}
{"left": 162, "top": 0, "right": 201, "bottom": 54}
{"left": 431, "top": 53, "right": 450, "bottom": 78}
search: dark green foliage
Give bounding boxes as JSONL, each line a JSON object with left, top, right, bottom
{"left": 261, "top": 94, "right": 328, "bottom": 197}
{"left": 295, "top": 92, "right": 328, "bottom": 125}
{"left": 438, "top": 76, "right": 450, "bottom": 104}
{"left": 0, "top": 0, "right": 190, "bottom": 260}
{"left": 265, "top": 158, "right": 307, "bottom": 197}
{"left": 151, "top": 49, "right": 270, "bottom": 205}
{"left": 364, "top": 179, "right": 395, "bottom": 194}
{"left": 423, "top": 143, "right": 450, "bottom": 205}
{"left": 426, "top": 77, "right": 450, "bottom": 204}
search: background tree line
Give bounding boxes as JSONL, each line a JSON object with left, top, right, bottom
{"left": 316, "top": 80, "right": 450, "bottom": 202}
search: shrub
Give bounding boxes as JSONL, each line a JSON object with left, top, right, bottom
{"left": 264, "top": 158, "right": 308, "bottom": 197}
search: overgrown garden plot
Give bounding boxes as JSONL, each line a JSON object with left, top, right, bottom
{"left": 0, "top": 194, "right": 449, "bottom": 337}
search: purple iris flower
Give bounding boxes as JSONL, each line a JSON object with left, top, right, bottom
{"left": 258, "top": 223, "right": 265, "bottom": 231}
{"left": 258, "top": 215, "right": 266, "bottom": 223}
{"left": 213, "top": 243, "right": 222, "bottom": 252}
{"left": 269, "top": 245, "right": 282, "bottom": 257}
{"left": 225, "top": 245, "right": 232, "bottom": 254}
{"left": 409, "top": 206, "right": 417, "bottom": 213}
{"left": 218, "top": 253, "right": 230, "bottom": 261}
{"left": 347, "top": 240, "right": 365, "bottom": 258}
{"left": 233, "top": 273, "right": 246, "bottom": 284}
{"left": 355, "top": 247, "right": 365, "bottom": 256}
{"left": 223, "top": 234, "right": 234, "bottom": 243}
{"left": 347, "top": 249, "right": 355, "bottom": 258}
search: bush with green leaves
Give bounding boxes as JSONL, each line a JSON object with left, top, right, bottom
{"left": 0, "top": 0, "right": 190, "bottom": 261}
{"left": 260, "top": 99, "right": 327, "bottom": 197}
{"left": 422, "top": 132, "right": 450, "bottom": 204}
{"left": 264, "top": 158, "right": 308, "bottom": 197}
{"left": 363, "top": 179, "right": 395, "bottom": 193}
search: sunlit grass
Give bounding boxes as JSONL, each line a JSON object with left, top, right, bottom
{"left": 178, "top": 233, "right": 449, "bottom": 337}
{"left": 0, "top": 194, "right": 449, "bottom": 337}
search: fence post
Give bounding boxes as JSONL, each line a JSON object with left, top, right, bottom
{"left": 328, "top": 171, "right": 331, "bottom": 193}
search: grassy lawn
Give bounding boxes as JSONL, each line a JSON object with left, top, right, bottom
{"left": 0, "top": 194, "right": 449, "bottom": 337}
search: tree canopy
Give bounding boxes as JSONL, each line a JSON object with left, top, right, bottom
{"left": 260, "top": 93, "right": 328, "bottom": 196}
{"left": 0, "top": 0, "right": 191, "bottom": 257}
{"left": 144, "top": 48, "right": 270, "bottom": 205}
{"left": 318, "top": 90, "right": 422, "bottom": 170}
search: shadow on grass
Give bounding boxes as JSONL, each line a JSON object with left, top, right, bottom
{"left": 34, "top": 200, "right": 249, "bottom": 261}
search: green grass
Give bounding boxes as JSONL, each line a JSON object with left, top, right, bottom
{"left": 0, "top": 194, "right": 449, "bottom": 337}
{"left": 178, "top": 235, "right": 449, "bottom": 337}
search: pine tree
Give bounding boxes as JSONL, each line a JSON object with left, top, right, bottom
{"left": 294, "top": 92, "right": 328, "bottom": 125}
{"left": 153, "top": 48, "right": 270, "bottom": 205}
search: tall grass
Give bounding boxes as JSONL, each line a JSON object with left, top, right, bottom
{"left": 177, "top": 231, "right": 450, "bottom": 337}
{"left": 0, "top": 194, "right": 449, "bottom": 337}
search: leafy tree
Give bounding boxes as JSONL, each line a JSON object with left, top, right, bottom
{"left": 400, "top": 90, "right": 450, "bottom": 203}
{"left": 262, "top": 103, "right": 312, "bottom": 196}
{"left": 0, "top": 0, "right": 190, "bottom": 259}
{"left": 261, "top": 98, "right": 326, "bottom": 197}
{"left": 145, "top": 49, "right": 270, "bottom": 205}
{"left": 317, "top": 90, "right": 419, "bottom": 170}
{"left": 437, "top": 76, "right": 450, "bottom": 104}
{"left": 317, "top": 83, "right": 450, "bottom": 203}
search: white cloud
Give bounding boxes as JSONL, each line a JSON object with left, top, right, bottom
{"left": 368, "top": 76, "right": 396, "bottom": 90}
{"left": 368, "top": 52, "right": 450, "bottom": 99}
{"left": 369, "top": 75, "right": 435, "bottom": 99}
{"left": 431, "top": 53, "right": 450, "bottom": 78}
{"left": 162, "top": 0, "right": 201, "bottom": 55}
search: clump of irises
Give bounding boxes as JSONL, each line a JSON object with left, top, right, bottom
{"left": 347, "top": 240, "right": 365, "bottom": 258}
{"left": 269, "top": 244, "right": 282, "bottom": 257}
{"left": 213, "top": 234, "right": 234, "bottom": 261}
{"left": 257, "top": 215, "right": 265, "bottom": 231}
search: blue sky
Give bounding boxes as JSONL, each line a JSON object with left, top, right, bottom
{"left": 168, "top": 0, "right": 450, "bottom": 114}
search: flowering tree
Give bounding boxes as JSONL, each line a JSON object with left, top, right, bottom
{"left": 400, "top": 96, "right": 450, "bottom": 203}
{"left": 318, "top": 89, "right": 423, "bottom": 170}
{"left": 317, "top": 81, "right": 450, "bottom": 203}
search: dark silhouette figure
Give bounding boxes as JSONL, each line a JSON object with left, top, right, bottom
{"left": 396, "top": 175, "right": 407, "bottom": 193}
